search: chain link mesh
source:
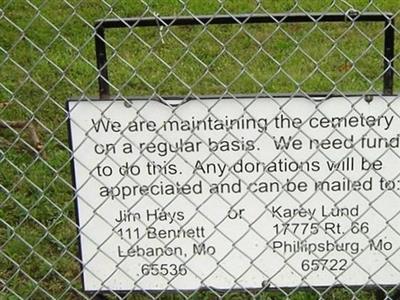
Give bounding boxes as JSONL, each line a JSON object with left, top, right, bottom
{"left": 1, "top": 1, "right": 400, "bottom": 299}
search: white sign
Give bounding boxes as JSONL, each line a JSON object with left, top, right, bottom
{"left": 68, "top": 96, "right": 400, "bottom": 292}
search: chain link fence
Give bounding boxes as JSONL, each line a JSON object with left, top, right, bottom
{"left": 1, "top": 1, "right": 400, "bottom": 299}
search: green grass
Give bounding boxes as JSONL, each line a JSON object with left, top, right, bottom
{"left": 1, "top": 0, "right": 400, "bottom": 299}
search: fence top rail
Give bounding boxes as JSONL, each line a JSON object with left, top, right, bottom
{"left": 94, "top": 12, "right": 394, "bottom": 29}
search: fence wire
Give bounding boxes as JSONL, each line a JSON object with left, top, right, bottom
{"left": 1, "top": 1, "right": 400, "bottom": 300}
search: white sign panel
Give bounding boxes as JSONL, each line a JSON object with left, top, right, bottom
{"left": 68, "top": 96, "right": 400, "bottom": 292}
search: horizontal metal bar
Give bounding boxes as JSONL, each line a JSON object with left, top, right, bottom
{"left": 95, "top": 12, "right": 393, "bottom": 29}
{"left": 70, "top": 93, "right": 389, "bottom": 103}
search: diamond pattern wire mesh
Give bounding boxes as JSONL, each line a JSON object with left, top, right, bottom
{"left": 1, "top": 1, "right": 400, "bottom": 299}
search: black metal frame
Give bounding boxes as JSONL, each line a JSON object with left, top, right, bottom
{"left": 90, "top": 12, "right": 397, "bottom": 299}
{"left": 94, "top": 12, "right": 395, "bottom": 99}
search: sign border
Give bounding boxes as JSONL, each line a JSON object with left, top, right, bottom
{"left": 66, "top": 93, "right": 399, "bottom": 296}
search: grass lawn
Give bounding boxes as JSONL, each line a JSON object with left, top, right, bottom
{"left": 1, "top": 0, "right": 400, "bottom": 299}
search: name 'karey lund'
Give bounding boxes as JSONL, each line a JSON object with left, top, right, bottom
{"left": 270, "top": 204, "right": 359, "bottom": 220}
